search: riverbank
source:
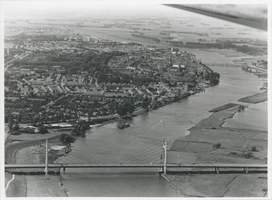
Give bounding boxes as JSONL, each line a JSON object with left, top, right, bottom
{"left": 5, "top": 96, "right": 268, "bottom": 197}
{"left": 166, "top": 100, "right": 267, "bottom": 197}
{"left": 4, "top": 85, "right": 267, "bottom": 196}
{"left": 169, "top": 104, "right": 267, "bottom": 164}
{"left": 238, "top": 91, "right": 267, "bottom": 104}
{"left": 5, "top": 114, "right": 147, "bottom": 197}
{"left": 5, "top": 130, "right": 69, "bottom": 197}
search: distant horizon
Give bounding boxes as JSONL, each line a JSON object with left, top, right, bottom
{"left": 2, "top": 1, "right": 268, "bottom": 19}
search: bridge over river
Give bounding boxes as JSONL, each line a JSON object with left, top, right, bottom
{"left": 5, "top": 163, "right": 267, "bottom": 174}
{"left": 5, "top": 139, "right": 267, "bottom": 175}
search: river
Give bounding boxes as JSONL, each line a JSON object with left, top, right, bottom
{"left": 57, "top": 65, "right": 267, "bottom": 197}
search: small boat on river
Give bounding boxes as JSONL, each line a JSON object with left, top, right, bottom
{"left": 118, "top": 122, "right": 130, "bottom": 129}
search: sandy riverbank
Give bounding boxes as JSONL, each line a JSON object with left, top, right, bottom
{"left": 5, "top": 130, "right": 69, "bottom": 197}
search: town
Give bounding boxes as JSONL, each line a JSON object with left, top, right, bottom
{"left": 4, "top": 27, "right": 220, "bottom": 135}
{"left": 3, "top": 2, "right": 268, "bottom": 198}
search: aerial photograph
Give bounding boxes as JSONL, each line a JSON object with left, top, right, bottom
{"left": 1, "top": 0, "right": 270, "bottom": 198}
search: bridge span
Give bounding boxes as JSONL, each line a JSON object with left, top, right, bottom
{"left": 5, "top": 139, "right": 267, "bottom": 175}
{"left": 5, "top": 163, "right": 267, "bottom": 174}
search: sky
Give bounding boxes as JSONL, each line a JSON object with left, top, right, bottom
{"left": 2, "top": 0, "right": 268, "bottom": 19}
{"left": 2, "top": 1, "right": 189, "bottom": 17}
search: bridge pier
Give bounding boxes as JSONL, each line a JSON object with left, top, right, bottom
{"left": 45, "top": 138, "right": 48, "bottom": 175}
{"left": 244, "top": 167, "right": 248, "bottom": 173}
{"left": 61, "top": 164, "right": 65, "bottom": 172}
{"left": 162, "top": 139, "right": 167, "bottom": 175}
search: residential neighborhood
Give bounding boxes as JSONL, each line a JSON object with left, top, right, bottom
{"left": 5, "top": 26, "right": 220, "bottom": 134}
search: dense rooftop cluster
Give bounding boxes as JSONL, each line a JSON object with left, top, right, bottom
{"left": 5, "top": 27, "right": 220, "bottom": 131}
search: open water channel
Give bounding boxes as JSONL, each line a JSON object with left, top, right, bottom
{"left": 57, "top": 65, "right": 267, "bottom": 197}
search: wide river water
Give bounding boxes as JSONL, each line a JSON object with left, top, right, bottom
{"left": 57, "top": 64, "right": 267, "bottom": 197}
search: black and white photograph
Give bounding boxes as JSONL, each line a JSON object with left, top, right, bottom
{"left": 1, "top": 0, "right": 271, "bottom": 198}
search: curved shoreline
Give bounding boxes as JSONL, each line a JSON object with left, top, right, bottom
{"left": 5, "top": 90, "right": 268, "bottom": 197}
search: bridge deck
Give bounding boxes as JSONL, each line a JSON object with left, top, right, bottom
{"left": 5, "top": 163, "right": 267, "bottom": 169}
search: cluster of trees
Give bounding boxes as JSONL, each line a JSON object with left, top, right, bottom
{"left": 235, "top": 45, "right": 266, "bottom": 55}
{"left": 100, "top": 73, "right": 133, "bottom": 85}
{"left": 184, "top": 42, "right": 223, "bottom": 49}
{"left": 28, "top": 35, "right": 65, "bottom": 41}
{"left": 213, "top": 143, "right": 221, "bottom": 149}
{"left": 141, "top": 96, "right": 151, "bottom": 110}
{"left": 60, "top": 133, "right": 75, "bottom": 146}
{"left": 35, "top": 126, "right": 49, "bottom": 134}
{"left": 131, "top": 34, "right": 160, "bottom": 43}
{"left": 60, "top": 51, "right": 126, "bottom": 75}
{"left": 8, "top": 114, "right": 49, "bottom": 135}
{"left": 100, "top": 73, "right": 159, "bottom": 86}
{"left": 116, "top": 102, "right": 134, "bottom": 116}
{"left": 213, "top": 40, "right": 267, "bottom": 55}
{"left": 59, "top": 121, "right": 92, "bottom": 146}
{"left": 204, "top": 71, "right": 220, "bottom": 86}
{"left": 13, "top": 33, "right": 65, "bottom": 42}
{"left": 70, "top": 121, "right": 90, "bottom": 137}
{"left": 218, "top": 39, "right": 267, "bottom": 46}
{"left": 181, "top": 39, "right": 267, "bottom": 56}
{"left": 13, "top": 50, "right": 126, "bottom": 76}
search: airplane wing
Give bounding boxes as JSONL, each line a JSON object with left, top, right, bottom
{"left": 164, "top": 4, "right": 267, "bottom": 31}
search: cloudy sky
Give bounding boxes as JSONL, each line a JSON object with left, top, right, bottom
{"left": 2, "top": 0, "right": 268, "bottom": 19}
{"left": 2, "top": 1, "right": 187, "bottom": 17}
